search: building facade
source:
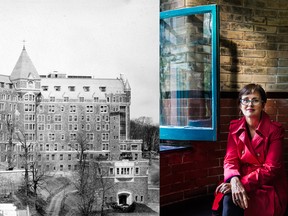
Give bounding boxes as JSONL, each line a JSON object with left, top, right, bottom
{"left": 0, "top": 46, "right": 149, "bottom": 206}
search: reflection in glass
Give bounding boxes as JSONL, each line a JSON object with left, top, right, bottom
{"left": 160, "top": 13, "right": 212, "bottom": 128}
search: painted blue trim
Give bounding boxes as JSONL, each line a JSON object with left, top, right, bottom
{"left": 160, "top": 4, "right": 219, "bottom": 141}
{"left": 160, "top": 4, "right": 217, "bottom": 19}
{"left": 160, "top": 127, "right": 217, "bottom": 141}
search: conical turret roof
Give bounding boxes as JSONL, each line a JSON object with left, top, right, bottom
{"left": 10, "top": 46, "right": 40, "bottom": 81}
{"left": 124, "top": 79, "right": 131, "bottom": 91}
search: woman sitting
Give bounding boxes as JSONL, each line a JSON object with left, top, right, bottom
{"left": 214, "top": 84, "right": 287, "bottom": 216}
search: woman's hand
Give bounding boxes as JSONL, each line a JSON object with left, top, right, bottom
{"left": 215, "top": 182, "right": 231, "bottom": 194}
{"left": 230, "top": 176, "right": 249, "bottom": 209}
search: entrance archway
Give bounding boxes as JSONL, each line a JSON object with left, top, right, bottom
{"left": 119, "top": 194, "right": 127, "bottom": 205}
{"left": 117, "top": 191, "right": 132, "bottom": 205}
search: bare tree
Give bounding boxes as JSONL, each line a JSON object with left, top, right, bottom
{"left": 15, "top": 130, "right": 49, "bottom": 215}
{"left": 71, "top": 132, "right": 97, "bottom": 216}
{"left": 130, "top": 116, "right": 159, "bottom": 152}
{"left": 92, "top": 159, "right": 114, "bottom": 216}
{"left": 71, "top": 132, "right": 114, "bottom": 216}
{"left": 29, "top": 153, "right": 51, "bottom": 215}
{"left": 6, "top": 116, "right": 15, "bottom": 170}
{"left": 30, "top": 156, "right": 48, "bottom": 198}
{"left": 16, "top": 130, "right": 32, "bottom": 197}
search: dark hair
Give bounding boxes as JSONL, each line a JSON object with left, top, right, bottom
{"left": 238, "top": 83, "right": 267, "bottom": 105}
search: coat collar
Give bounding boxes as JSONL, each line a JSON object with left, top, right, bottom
{"left": 231, "top": 111, "right": 270, "bottom": 138}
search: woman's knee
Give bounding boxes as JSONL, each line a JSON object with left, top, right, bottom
{"left": 222, "top": 194, "right": 244, "bottom": 216}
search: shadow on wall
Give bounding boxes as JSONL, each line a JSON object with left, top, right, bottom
{"left": 220, "top": 38, "right": 239, "bottom": 90}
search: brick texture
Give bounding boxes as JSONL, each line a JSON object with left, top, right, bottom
{"left": 160, "top": 97, "right": 288, "bottom": 206}
{"left": 160, "top": 0, "right": 288, "bottom": 206}
{"left": 161, "top": 0, "right": 288, "bottom": 92}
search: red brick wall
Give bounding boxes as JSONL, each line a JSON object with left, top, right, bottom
{"left": 160, "top": 97, "right": 288, "bottom": 206}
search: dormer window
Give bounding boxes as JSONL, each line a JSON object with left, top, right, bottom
{"left": 0, "top": 82, "right": 4, "bottom": 88}
{"left": 28, "top": 80, "right": 34, "bottom": 88}
{"left": 42, "top": 86, "right": 48, "bottom": 91}
{"left": 99, "top": 86, "right": 106, "bottom": 92}
{"left": 83, "top": 86, "right": 90, "bottom": 92}
{"left": 68, "top": 86, "right": 75, "bottom": 92}
{"left": 54, "top": 86, "right": 61, "bottom": 91}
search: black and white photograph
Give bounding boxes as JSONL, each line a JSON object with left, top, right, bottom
{"left": 0, "top": 0, "right": 159, "bottom": 215}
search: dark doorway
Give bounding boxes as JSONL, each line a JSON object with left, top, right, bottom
{"left": 119, "top": 194, "right": 128, "bottom": 205}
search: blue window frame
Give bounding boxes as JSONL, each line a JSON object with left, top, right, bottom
{"left": 160, "top": 5, "right": 219, "bottom": 141}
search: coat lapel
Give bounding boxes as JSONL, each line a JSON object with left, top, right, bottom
{"left": 237, "top": 130, "right": 260, "bottom": 165}
{"left": 233, "top": 112, "right": 271, "bottom": 164}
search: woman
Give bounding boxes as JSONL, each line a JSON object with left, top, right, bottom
{"left": 214, "top": 84, "right": 287, "bottom": 216}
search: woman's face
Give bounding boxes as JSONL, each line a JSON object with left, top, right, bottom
{"left": 239, "top": 91, "right": 265, "bottom": 119}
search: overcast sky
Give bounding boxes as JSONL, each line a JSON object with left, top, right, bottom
{"left": 0, "top": 0, "right": 159, "bottom": 123}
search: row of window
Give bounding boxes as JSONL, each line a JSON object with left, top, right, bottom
{"left": 36, "top": 114, "right": 111, "bottom": 122}
{"left": 0, "top": 94, "right": 12, "bottom": 101}
{"left": 1, "top": 103, "right": 122, "bottom": 117}
{"left": 36, "top": 114, "right": 110, "bottom": 123}
{"left": 0, "top": 132, "right": 113, "bottom": 143}
{"left": 35, "top": 123, "right": 109, "bottom": 132}
{"left": 24, "top": 104, "right": 35, "bottom": 112}
{"left": 114, "top": 167, "right": 140, "bottom": 175}
{"left": 44, "top": 163, "right": 77, "bottom": 171}
{"left": 1, "top": 93, "right": 127, "bottom": 104}
{"left": 24, "top": 94, "right": 35, "bottom": 101}
{"left": 120, "top": 144, "right": 139, "bottom": 151}
{"left": 44, "top": 133, "right": 109, "bottom": 141}
{"left": 44, "top": 153, "right": 110, "bottom": 161}
{"left": 0, "top": 103, "right": 16, "bottom": 112}
{"left": 0, "top": 83, "right": 13, "bottom": 89}
{"left": 52, "top": 96, "right": 127, "bottom": 103}
{"left": 0, "top": 142, "right": 109, "bottom": 152}
{"left": 0, "top": 114, "right": 13, "bottom": 122}
{"left": 40, "top": 164, "right": 141, "bottom": 177}
{"left": 42, "top": 85, "right": 106, "bottom": 92}
{"left": 39, "top": 143, "right": 109, "bottom": 151}
{"left": 42, "top": 104, "right": 108, "bottom": 113}
{"left": 49, "top": 96, "right": 125, "bottom": 103}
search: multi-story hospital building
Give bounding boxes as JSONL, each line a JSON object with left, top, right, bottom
{"left": 0, "top": 46, "right": 149, "bottom": 205}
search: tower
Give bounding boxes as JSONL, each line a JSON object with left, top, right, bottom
{"left": 9, "top": 46, "right": 41, "bottom": 161}
{"left": 10, "top": 45, "right": 41, "bottom": 97}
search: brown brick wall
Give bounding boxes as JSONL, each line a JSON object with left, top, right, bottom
{"left": 161, "top": 0, "right": 288, "bottom": 92}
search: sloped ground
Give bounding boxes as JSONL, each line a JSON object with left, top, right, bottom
{"left": 0, "top": 157, "right": 160, "bottom": 216}
{"left": 108, "top": 203, "right": 158, "bottom": 216}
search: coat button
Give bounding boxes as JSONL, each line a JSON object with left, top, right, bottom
{"left": 256, "top": 153, "right": 260, "bottom": 157}
{"left": 241, "top": 150, "right": 245, "bottom": 154}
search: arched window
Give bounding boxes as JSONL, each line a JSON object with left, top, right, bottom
{"left": 24, "top": 93, "right": 35, "bottom": 102}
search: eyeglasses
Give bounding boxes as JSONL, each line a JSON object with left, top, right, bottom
{"left": 240, "top": 98, "right": 262, "bottom": 106}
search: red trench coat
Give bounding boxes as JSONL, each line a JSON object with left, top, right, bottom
{"left": 224, "top": 112, "right": 288, "bottom": 216}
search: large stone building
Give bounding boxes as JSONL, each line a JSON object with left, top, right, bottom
{"left": 0, "top": 46, "right": 149, "bottom": 206}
